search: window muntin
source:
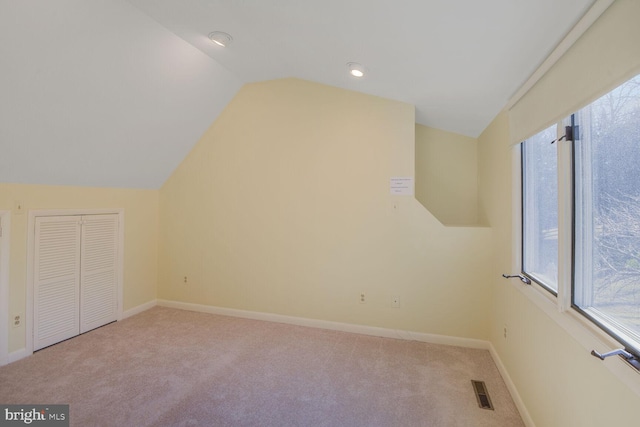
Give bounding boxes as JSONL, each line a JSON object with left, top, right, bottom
{"left": 573, "top": 75, "right": 640, "bottom": 352}
{"left": 522, "top": 124, "right": 559, "bottom": 294}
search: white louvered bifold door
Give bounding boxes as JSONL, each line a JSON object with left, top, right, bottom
{"left": 80, "top": 214, "right": 118, "bottom": 334}
{"left": 34, "top": 216, "right": 81, "bottom": 351}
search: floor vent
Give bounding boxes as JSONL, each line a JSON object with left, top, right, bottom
{"left": 471, "top": 380, "right": 494, "bottom": 410}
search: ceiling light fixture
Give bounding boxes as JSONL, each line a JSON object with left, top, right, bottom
{"left": 347, "top": 62, "right": 365, "bottom": 78}
{"left": 208, "top": 31, "right": 233, "bottom": 47}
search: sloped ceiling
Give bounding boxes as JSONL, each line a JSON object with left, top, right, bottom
{"left": 0, "top": 0, "right": 241, "bottom": 189}
{"left": 0, "top": 0, "right": 596, "bottom": 189}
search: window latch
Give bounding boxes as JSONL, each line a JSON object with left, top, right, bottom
{"left": 591, "top": 348, "right": 640, "bottom": 371}
{"left": 590, "top": 348, "right": 634, "bottom": 361}
{"left": 550, "top": 125, "right": 574, "bottom": 144}
{"left": 501, "top": 274, "right": 531, "bottom": 285}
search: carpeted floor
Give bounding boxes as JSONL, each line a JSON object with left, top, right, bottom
{"left": 0, "top": 307, "right": 525, "bottom": 426}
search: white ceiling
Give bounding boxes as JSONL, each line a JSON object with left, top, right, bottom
{"left": 0, "top": 0, "right": 241, "bottom": 189}
{"left": 127, "top": 0, "right": 597, "bottom": 137}
{"left": 0, "top": 0, "right": 596, "bottom": 189}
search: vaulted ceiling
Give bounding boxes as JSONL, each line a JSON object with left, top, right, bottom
{"left": 0, "top": 0, "right": 596, "bottom": 189}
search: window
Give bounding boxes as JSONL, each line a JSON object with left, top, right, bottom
{"left": 573, "top": 75, "right": 640, "bottom": 354}
{"left": 521, "top": 74, "right": 640, "bottom": 361}
{"left": 522, "top": 125, "right": 559, "bottom": 293}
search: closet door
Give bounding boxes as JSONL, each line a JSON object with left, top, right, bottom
{"left": 80, "top": 214, "right": 118, "bottom": 333}
{"left": 34, "top": 216, "right": 81, "bottom": 351}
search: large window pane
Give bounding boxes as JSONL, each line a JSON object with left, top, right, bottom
{"left": 522, "top": 124, "right": 559, "bottom": 293}
{"left": 574, "top": 75, "right": 640, "bottom": 349}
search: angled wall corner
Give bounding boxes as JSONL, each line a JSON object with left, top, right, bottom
{"left": 414, "top": 124, "right": 483, "bottom": 226}
{"left": 158, "top": 77, "right": 493, "bottom": 341}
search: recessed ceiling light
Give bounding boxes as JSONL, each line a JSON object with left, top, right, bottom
{"left": 347, "top": 62, "right": 365, "bottom": 78}
{"left": 208, "top": 31, "right": 233, "bottom": 47}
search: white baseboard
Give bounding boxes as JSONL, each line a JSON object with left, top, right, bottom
{"left": 122, "top": 299, "right": 157, "bottom": 319}
{"left": 488, "top": 343, "right": 536, "bottom": 427}
{"left": 156, "top": 299, "right": 490, "bottom": 349}
{"left": 0, "top": 301, "right": 158, "bottom": 366}
{"left": 156, "top": 300, "right": 534, "bottom": 424}
{"left": 3, "top": 297, "right": 534, "bottom": 427}
{"left": 3, "top": 348, "right": 30, "bottom": 366}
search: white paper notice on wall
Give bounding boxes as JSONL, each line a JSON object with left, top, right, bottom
{"left": 390, "top": 177, "right": 413, "bottom": 195}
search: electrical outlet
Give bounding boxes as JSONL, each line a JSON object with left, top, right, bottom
{"left": 359, "top": 292, "right": 366, "bottom": 304}
{"left": 13, "top": 313, "right": 22, "bottom": 328}
{"left": 391, "top": 296, "right": 400, "bottom": 308}
{"left": 503, "top": 324, "right": 508, "bottom": 339}
{"left": 183, "top": 276, "right": 188, "bottom": 285}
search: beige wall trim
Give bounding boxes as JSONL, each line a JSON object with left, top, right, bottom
{"left": 122, "top": 300, "right": 157, "bottom": 319}
{"left": 4, "top": 297, "right": 534, "bottom": 423}
{"left": 157, "top": 299, "right": 489, "bottom": 349}
{"left": 506, "top": 0, "right": 615, "bottom": 110}
{"left": 157, "top": 299, "right": 535, "bottom": 421}
{"left": 0, "top": 211, "right": 10, "bottom": 366}
{"left": 3, "top": 296, "right": 153, "bottom": 366}
{"left": 488, "top": 343, "right": 536, "bottom": 427}
{"left": 5, "top": 348, "right": 29, "bottom": 366}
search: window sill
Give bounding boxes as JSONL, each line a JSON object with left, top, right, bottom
{"left": 509, "top": 279, "right": 640, "bottom": 396}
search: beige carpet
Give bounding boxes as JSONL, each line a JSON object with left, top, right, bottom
{"left": 0, "top": 307, "right": 524, "bottom": 426}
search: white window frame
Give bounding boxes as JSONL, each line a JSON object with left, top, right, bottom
{"left": 512, "top": 140, "right": 640, "bottom": 397}
{"left": 557, "top": 118, "right": 574, "bottom": 312}
{"left": 521, "top": 124, "right": 563, "bottom": 295}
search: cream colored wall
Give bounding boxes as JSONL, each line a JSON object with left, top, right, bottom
{"left": 415, "top": 124, "right": 480, "bottom": 225}
{"left": 0, "top": 183, "right": 158, "bottom": 352}
{"left": 478, "top": 2, "right": 640, "bottom": 424}
{"left": 478, "top": 112, "right": 640, "bottom": 426}
{"left": 159, "top": 78, "right": 492, "bottom": 339}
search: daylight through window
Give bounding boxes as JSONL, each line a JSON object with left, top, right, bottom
{"left": 521, "top": 74, "right": 640, "bottom": 358}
